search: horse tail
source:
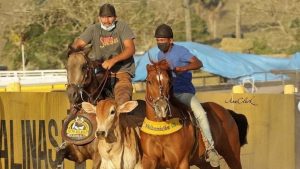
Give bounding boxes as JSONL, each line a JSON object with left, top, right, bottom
{"left": 228, "top": 109, "right": 249, "bottom": 146}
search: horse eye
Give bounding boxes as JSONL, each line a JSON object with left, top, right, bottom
{"left": 82, "top": 64, "right": 88, "bottom": 70}
{"left": 146, "top": 80, "right": 151, "bottom": 85}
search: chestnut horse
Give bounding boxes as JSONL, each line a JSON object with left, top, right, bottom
{"left": 141, "top": 60, "right": 248, "bottom": 169}
{"left": 56, "top": 50, "right": 111, "bottom": 169}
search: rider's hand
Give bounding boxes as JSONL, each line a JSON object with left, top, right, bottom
{"left": 102, "top": 58, "right": 117, "bottom": 70}
{"left": 174, "top": 67, "right": 187, "bottom": 73}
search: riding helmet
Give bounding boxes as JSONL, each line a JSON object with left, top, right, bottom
{"left": 154, "top": 24, "right": 173, "bottom": 38}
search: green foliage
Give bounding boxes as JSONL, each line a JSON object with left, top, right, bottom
{"left": 200, "top": 0, "right": 224, "bottom": 8}
{"left": 191, "top": 13, "right": 209, "bottom": 41}
{"left": 2, "top": 25, "right": 75, "bottom": 70}
{"left": 284, "top": 44, "right": 300, "bottom": 55}
{"left": 283, "top": 30, "right": 300, "bottom": 54}
{"left": 290, "top": 18, "right": 300, "bottom": 28}
{"left": 174, "top": 13, "right": 209, "bottom": 41}
{"left": 252, "top": 39, "right": 273, "bottom": 54}
{"left": 34, "top": 0, "right": 46, "bottom": 5}
{"left": 294, "top": 29, "right": 300, "bottom": 42}
{"left": 1, "top": 1, "right": 83, "bottom": 70}
{"left": 26, "top": 25, "right": 78, "bottom": 69}
{"left": 1, "top": 42, "right": 22, "bottom": 69}
{"left": 23, "top": 23, "right": 44, "bottom": 41}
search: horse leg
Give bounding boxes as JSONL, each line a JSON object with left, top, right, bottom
{"left": 221, "top": 121, "right": 243, "bottom": 169}
{"left": 56, "top": 142, "right": 88, "bottom": 168}
{"left": 142, "top": 155, "right": 158, "bottom": 169}
{"left": 204, "top": 103, "right": 243, "bottom": 169}
{"left": 92, "top": 155, "right": 101, "bottom": 169}
{"left": 176, "top": 159, "right": 189, "bottom": 169}
{"left": 219, "top": 146, "right": 242, "bottom": 169}
{"left": 56, "top": 148, "right": 64, "bottom": 167}
{"left": 55, "top": 142, "right": 69, "bottom": 169}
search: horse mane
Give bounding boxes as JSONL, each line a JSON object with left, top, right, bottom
{"left": 67, "top": 44, "right": 92, "bottom": 58}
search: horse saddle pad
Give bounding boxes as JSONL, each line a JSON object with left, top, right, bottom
{"left": 61, "top": 112, "right": 97, "bottom": 145}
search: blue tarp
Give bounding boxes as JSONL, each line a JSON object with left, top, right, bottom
{"left": 133, "top": 42, "right": 300, "bottom": 82}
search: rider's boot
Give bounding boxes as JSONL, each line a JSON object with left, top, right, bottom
{"left": 191, "top": 97, "right": 220, "bottom": 167}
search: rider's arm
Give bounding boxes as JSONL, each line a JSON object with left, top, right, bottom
{"left": 70, "top": 38, "right": 87, "bottom": 50}
{"left": 102, "top": 39, "right": 135, "bottom": 70}
{"left": 69, "top": 25, "right": 94, "bottom": 51}
{"left": 175, "top": 56, "right": 202, "bottom": 72}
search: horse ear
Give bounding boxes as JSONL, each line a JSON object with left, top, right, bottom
{"left": 146, "top": 64, "right": 151, "bottom": 71}
{"left": 83, "top": 45, "right": 92, "bottom": 55}
{"left": 67, "top": 44, "right": 76, "bottom": 57}
{"left": 117, "top": 101, "right": 138, "bottom": 113}
{"left": 159, "top": 59, "right": 170, "bottom": 70}
{"left": 67, "top": 44, "right": 84, "bottom": 57}
{"left": 82, "top": 102, "right": 96, "bottom": 114}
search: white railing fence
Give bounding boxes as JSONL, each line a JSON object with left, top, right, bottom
{"left": 0, "top": 69, "right": 67, "bottom": 86}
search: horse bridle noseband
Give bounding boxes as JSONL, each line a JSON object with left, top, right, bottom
{"left": 67, "top": 52, "right": 110, "bottom": 106}
{"left": 146, "top": 66, "right": 172, "bottom": 118}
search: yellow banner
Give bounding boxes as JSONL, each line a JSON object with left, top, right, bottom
{"left": 0, "top": 92, "right": 93, "bottom": 169}
{"left": 0, "top": 92, "right": 296, "bottom": 169}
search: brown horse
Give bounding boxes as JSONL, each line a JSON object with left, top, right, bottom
{"left": 141, "top": 60, "right": 248, "bottom": 169}
{"left": 66, "top": 50, "right": 112, "bottom": 109}
{"left": 56, "top": 50, "right": 111, "bottom": 169}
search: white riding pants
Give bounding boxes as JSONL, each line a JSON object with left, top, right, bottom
{"left": 173, "top": 93, "right": 215, "bottom": 148}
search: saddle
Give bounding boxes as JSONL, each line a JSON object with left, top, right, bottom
{"left": 169, "top": 96, "right": 198, "bottom": 127}
{"left": 169, "top": 96, "right": 201, "bottom": 159}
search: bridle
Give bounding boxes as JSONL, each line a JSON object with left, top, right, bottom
{"left": 145, "top": 65, "right": 172, "bottom": 118}
{"left": 67, "top": 51, "right": 110, "bottom": 107}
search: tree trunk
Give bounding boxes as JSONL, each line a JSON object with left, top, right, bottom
{"left": 235, "top": 1, "right": 241, "bottom": 39}
{"left": 183, "top": 0, "right": 192, "bottom": 41}
{"left": 208, "top": 13, "right": 214, "bottom": 35}
{"left": 212, "top": 1, "right": 224, "bottom": 39}
{"left": 213, "top": 16, "right": 217, "bottom": 38}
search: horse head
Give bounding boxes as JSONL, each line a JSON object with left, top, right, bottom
{"left": 66, "top": 50, "right": 108, "bottom": 109}
{"left": 145, "top": 59, "right": 172, "bottom": 119}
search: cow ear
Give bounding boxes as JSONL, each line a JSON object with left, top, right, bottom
{"left": 117, "top": 101, "right": 138, "bottom": 113}
{"left": 82, "top": 102, "right": 96, "bottom": 114}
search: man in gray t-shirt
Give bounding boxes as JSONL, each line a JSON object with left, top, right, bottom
{"left": 70, "top": 3, "right": 135, "bottom": 106}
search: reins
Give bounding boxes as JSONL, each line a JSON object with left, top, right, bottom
{"left": 92, "top": 69, "right": 110, "bottom": 104}
{"left": 146, "top": 65, "right": 172, "bottom": 118}
{"left": 67, "top": 51, "right": 110, "bottom": 107}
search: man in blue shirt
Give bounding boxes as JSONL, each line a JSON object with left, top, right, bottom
{"left": 155, "top": 24, "right": 220, "bottom": 167}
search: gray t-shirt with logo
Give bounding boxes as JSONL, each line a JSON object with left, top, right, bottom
{"left": 79, "top": 20, "right": 135, "bottom": 76}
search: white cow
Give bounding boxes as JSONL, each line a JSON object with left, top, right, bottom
{"left": 82, "top": 99, "right": 142, "bottom": 169}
